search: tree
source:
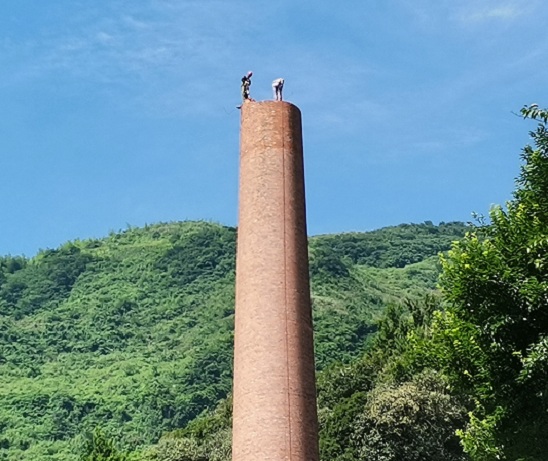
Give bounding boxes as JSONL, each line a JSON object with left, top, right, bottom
{"left": 434, "top": 105, "right": 548, "bottom": 460}
{"left": 140, "top": 431, "right": 230, "bottom": 461}
{"left": 81, "top": 429, "right": 128, "bottom": 461}
{"left": 351, "top": 370, "right": 467, "bottom": 461}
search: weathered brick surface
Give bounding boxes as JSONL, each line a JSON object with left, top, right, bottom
{"left": 232, "top": 100, "right": 319, "bottom": 461}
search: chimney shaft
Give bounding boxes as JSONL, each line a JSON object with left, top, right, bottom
{"left": 232, "top": 100, "right": 319, "bottom": 461}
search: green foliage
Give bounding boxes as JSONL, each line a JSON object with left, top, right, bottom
{"left": 141, "top": 401, "right": 232, "bottom": 461}
{"left": 352, "top": 370, "right": 467, "bottom": 461}
{"left": 140, "top": 429, "right": 231, "bottom": 461}
{"left": 319, "top": 391, "right": 368, "bottom": 461}
{"left": 0, "top": 244, "right": 94, "bottom": 318}
{"left": 413, "top": 105, "right": 548, "bottom": 460}
{"left": 0, "top": 220, "right": 458, "bottom": 460}
{"left": 0, "top": 255, "right": 27, "bottom": 287}
{"left": 311, "top": 256, "right": 445, "bottom": 368}
{"left": 81, "top": 429, "right": 128, "bottom": 461}
{"left": 310, "top": 221, "right": 466, "bottom": 270}
{"left": 0, "top": 222, "right": 238, "bottom": 460}
{"left": 316, "top": 294, "right": 469, "bottom": 461}
{"left": 141, "top": 437, "right": 208, "bottom": 461}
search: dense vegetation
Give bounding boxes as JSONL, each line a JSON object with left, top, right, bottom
{"left": 0, "top": 217, "right": 466, "bottom": 460}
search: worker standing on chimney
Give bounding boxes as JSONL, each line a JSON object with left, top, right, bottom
{"left": 272, "top": 78, "right": 284, "bottom": 101}
{"left": 241, "top": 71, "right": 253, "bottom": 101}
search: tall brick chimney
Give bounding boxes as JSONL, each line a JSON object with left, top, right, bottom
{"left": 232, "top": 100, "right": 319, "bottom": 461}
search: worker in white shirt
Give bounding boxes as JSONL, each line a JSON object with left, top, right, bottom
{"left": 272, "top": 78, "right": 284, "bottom": 101}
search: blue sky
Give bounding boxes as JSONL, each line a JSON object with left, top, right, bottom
{"left": 1, "top": 1, "right": 547, "bottom": 256}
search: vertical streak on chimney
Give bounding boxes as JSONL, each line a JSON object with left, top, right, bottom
{"left": 232, "top": 100, "right": 319, "bottom": 461}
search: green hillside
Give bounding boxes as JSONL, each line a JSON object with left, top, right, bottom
{"left": 0, "top": 221, "right": 466, "bottom": 460}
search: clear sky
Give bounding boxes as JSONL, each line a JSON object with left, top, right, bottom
{"left": 1, "top": 1, "right": 547, "bottom": 256}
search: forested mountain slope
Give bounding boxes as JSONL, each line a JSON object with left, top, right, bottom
{"left": 0, "top": 221, "right": 467, "bottom": 460}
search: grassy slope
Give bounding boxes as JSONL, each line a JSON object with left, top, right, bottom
{"left": 0, "top": 221, "right": 466, "bottom": 460}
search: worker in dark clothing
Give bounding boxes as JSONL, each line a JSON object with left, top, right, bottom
{"left": 241, "top": 71, "right": 253, "bottom": 101}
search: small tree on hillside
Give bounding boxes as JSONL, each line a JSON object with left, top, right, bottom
{"left": 81, "top": 429, "right": 128, "bottom": 461}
